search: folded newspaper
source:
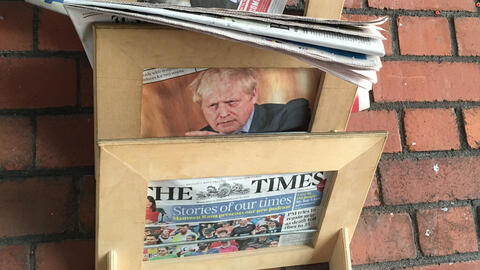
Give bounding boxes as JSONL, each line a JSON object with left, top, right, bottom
{"left": 29, "top": 0, "right": 385, "bottom": 88}
{"left": 25, "top": 0, "right": 383, "bottom": 110}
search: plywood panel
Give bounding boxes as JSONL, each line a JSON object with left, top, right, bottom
{"left": 305, "top": 0, "right": 359, "bottom": 133}
{"left": 96, "top": 132, "right": 386, "bottom": 270}
{"left": 309, "top": 75, "right": 357, "bottom": 132}
{"left": 329, "top": 228, "right": 352, "bottom": 270}
{"left": 95, "top": 26, "right": 313, "bottom": 140}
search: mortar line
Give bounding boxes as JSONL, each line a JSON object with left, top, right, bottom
{"left": 369, "top": 101, "right": 480, "bottom": 111}
{"left": 0, "top": 51, "right": 85, "bottom": 58}
{"left": 374, "top": 167, "right": 385, "bottom": 206}
{"left": 29, "top": 243, "right": 36, "bottom": 270}
{"left": 0, "top": 166, "right": 94, "bottom": 180}
{"left": 0, "top": 232, "right": 94, "bottom": 246}
{"left": 448, "top": 15, "right": 459, "bottom": 56}
{"left": 352, "top": 251, "right": 480, "bottom": 270}
{"left": 381, "top": 55, "right": 480, "bottom": 62}
{"left": 409, "top": 211, "right": 424, "bottom": 258}
{"left": 342, "top": 8, "right": 480, "bottom": 17}
{"left": 454, "top": 107, "right": 470, "bottom": 150}
{"left": 362, "top": 199, "right": 473, "bottom": 214}
{"left": 470, "top": 201, "right": 480, "bottom": 253}
{"left": 31, "top": 115, "right": 37, "bottom": 169}
{"left": 0, "top": 108, "right": 93, "bottom": 116}
{"left": 381, "top": 149, "right": 480, "bottom": 161}
{"left": 390, "top": 12, "right": 401, "bottom": 56}
{"left": 397, "top": 108, "right": 408, "bottom": 153}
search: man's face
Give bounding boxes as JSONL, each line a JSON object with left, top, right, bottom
{"left": 179, "top": 225, "right": 188, "bottom": 234}
{"left": 203, "top": 229, "right": 214, "bottom": 238}
{"left": 145, "top": 236, "right": 157, "bottom": 245}
{"left": 200, "top": 82, "right": 257, "bottom": 134}
{"left": 161, "top": 230, "right": 169, "bottom": 237}
{"left": 269, "top": 241, "right": 279, "bottom": 248}
{"left": 158, "top": 248, "right": 168, "bottom": 256}
{"left": 239, "top": 219, "right": 248, "bottom": 226}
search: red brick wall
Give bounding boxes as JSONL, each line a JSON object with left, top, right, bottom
{"left": 0, "top": 1, "right": 479, "bottom": 270}
{"left": 342, "top": 0, "right": 480, "bottom": 269}
{"left": 0, "top": 2, "right": 94, "bottom": 269}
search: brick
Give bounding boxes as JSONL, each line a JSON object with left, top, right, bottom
{"left": 405, "top": 260, "right": 480, "bottom": 270}
{"left": 404, "top": 108, "right": 459, "bottom": 151}
{"left": 347, "top": 110, "right": 401, "bottom": 153}
{"left": 36, "top": 115, "right": 94, "bottom": 168}
{"left": 0, "top": 2, "right": 33, "bottom": 51}
{"left": 464, "top": 107, "right": 480, "bottom": 149}
{"left": 80, "top": 57, "right": 93, "bottom": 107}
{"left": 342, "top": 14, "right": 392, "bottom": 55}
{"left": 0, "top": 245, "right": 29, "bottom": 270}
{"left": 417, "top": 207, "right": 477, "bottom": 256}
{"left": 373, "top": 62, "right": 480, "bottom": 102}
{"left": 79, "top": 176, "right": 95, "bottom": 233}
{"left": 0, "top": 177, "right": 73, "bottom": 237}
{"left": 38, "top": 9, "right": 83, "bottom": 51}
{"left": 397, "top": 17, "right": 450, "bottom": 55}
{"left": 364, "top": 175, "right": 381, "bottom": 207}
{"left": 380, "top": 157, "right": 480, "bottom": 205}
{"left": 368, "top": 0, "right": 477, "bottom": 12}
{"left": 0, "top": 117, "right": 32, "bottom": 170}
{"left": 343, "top": 0, "right": 361, "bottom": 9}
{"left": 0, "top": 58, "right": 77, "bottom": 109}
{"left": 455, "top": 18, "right": 480, "bottom": 56}
{"left": 350, "top": 213, "right": 415, "bottom": 264}
{"left": 36, "top": 240, "right": 95, "bottom": 270}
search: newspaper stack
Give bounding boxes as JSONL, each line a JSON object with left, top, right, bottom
{"left": 58, "top": 0, "right": 386, "bottom": 89}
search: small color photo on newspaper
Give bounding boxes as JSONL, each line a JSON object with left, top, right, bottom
{"left": 143, "top": 172, "right": 328, "bottom": 261}
{"left": 136, "top": 0, "right": 288, "bottom": 14}
{"left": 141, "top": 68, "right": 320, "bottom": 138}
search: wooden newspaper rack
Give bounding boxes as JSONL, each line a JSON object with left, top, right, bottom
{"left": 93, "top": 1, "right": 386, "bottom": 269}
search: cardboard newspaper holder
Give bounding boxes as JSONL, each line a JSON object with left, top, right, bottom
{"left": 93, "top": 24, "right": 357, "bottom": 142}
{"left": 93, "top": 2, "right": 383, "bottom": 269}
{"left": 96, "top": 133, "right": 385, "bottom": 270}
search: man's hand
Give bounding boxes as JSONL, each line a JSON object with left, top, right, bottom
{"left": 185, "top": 131, "right": 221, "bottom": 136}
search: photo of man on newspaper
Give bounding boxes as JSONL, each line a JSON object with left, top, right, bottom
{"left": 141, "top": 68, "right": 320, "bottom": 137}
{"left": 142, "top": 172, "right": 328, "bottom": 261}
{"left": 186, "top": 68, "right": 310, "bottom": 136}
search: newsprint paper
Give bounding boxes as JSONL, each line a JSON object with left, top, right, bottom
{"left": 143, "top": 171, "right": 327, "bottom": 261}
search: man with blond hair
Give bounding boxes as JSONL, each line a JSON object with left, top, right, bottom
{"left": 185, "top": 68, "right": 310, "bottom": 136}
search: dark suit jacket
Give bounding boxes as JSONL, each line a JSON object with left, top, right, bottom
{"left": 201, "top": 98, "right": 310, "bottom": 133}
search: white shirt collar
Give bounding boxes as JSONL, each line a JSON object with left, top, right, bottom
{"left": 240, "top": 107, "right": 255, "bottom": 133}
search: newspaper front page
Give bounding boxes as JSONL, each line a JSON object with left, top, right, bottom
{"left": 143, "top": 171, "right": 327, "bottom": 261}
